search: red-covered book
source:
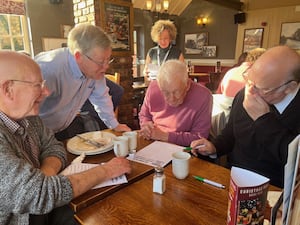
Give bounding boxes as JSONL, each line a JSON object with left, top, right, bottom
{"left": 227, "top": 167, "right": 270, "bottom": 225}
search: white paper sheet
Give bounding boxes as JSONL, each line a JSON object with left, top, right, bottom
{"left": 127, "top": 141, "right": 184, "bottom": 167}
{"left": 60, "top": 163, "right": 128, "bottom": 189}
{"left": 147, "top": 63, "right": 159, "bottom": 80}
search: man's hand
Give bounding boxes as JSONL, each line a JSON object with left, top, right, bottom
{"left": 102, "top": 157, "right": 132, "bottom": 179}
{"left": 243, "top": 84, "right": 270, "bottom": 121}
{"left": 113, "top": 124, "right": 131, "bottom": 132}
{"left": 150, "top": 125, "right": 169, "bottom": 142}
{"left": 139, "top": 122, "right": 154, "bottom": 140}
{"left": 190, "top": 138, "right": 216, "bottom": 157}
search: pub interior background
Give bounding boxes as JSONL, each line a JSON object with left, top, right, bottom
{"left": 20, "top": 0, "right": 300, "bottom": 128}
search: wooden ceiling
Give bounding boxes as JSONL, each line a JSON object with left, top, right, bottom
{"left": 132, "top": 0, "right": 243, "bottom": 16}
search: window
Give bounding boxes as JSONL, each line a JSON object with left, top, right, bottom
{"left": 0, "top": 13, "right": 30, "bottom": 52}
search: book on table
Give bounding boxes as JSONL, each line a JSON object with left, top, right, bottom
{"left": 227, "top": 166, "right": 270, "bottom": 225}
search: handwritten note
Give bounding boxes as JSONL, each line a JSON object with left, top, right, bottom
{"left": 60, "top": 163, "right": 128, "bottom": 189}
{"left": 128, "top": 141, "right": 184, "bottom": 167}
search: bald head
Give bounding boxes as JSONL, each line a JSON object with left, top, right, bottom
{"left": 0, "top": 50, "right": 41, "bottom": 81}
{"left": 248, "top": 46, "right": 300, "bottom": 104}
{"left": 251, "top": 46, "right": 300, "bottom": 85}
{"left": 0, "top": 51, "right": 47, "bottom": 119}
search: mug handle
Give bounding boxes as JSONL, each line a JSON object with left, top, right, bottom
{"left": 114, "top": 143, "right": 120, "bottom": 156}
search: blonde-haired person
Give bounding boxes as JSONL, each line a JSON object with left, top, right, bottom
{"left": 139, "top": 60, "right": 212, "bottom": 146}
{"left": 220, "top": 48, "right": 266, "bottom": 98}
{"left": 143, "top": 20, "right": 185, "bottom": 80}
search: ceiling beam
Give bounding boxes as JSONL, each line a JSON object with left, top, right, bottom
{"left": 204, "top": 0, "right": 244, "bottom": 11}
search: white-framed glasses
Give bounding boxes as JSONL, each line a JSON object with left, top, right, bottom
{"left": 84, "top": 54, "right": 114, "bottom": 67}
{"left": 10, "top": 79, "right": 46, "bottom": 89}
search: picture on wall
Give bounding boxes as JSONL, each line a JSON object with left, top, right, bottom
{"left": 184, "top": 32, "right": 208, "bottom": 54}
{"left": 101, "top": 0, "right": 133, "bottom": 54}
{"left": 280, "top": 22, "right": 300, "bottom": 49}
{"left": 243, "top": 28, "right": 264, "bottom": 52}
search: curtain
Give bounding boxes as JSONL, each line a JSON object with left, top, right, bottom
{"left": 0, "top": 0, "right": 25, "bottom": 15}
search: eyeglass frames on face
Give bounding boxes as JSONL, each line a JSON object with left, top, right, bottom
{"left": 10, "top": 79, "right": 46, "bottom": 89}
{"left": 242, "top": 69, "right": 295, "bottom": 95}
{"left": 84, "top": 54, "right": 114, "bottom": 67}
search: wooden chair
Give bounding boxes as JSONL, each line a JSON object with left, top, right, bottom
{"left": 105, "top": 72, "right": 121, "bottom": 118}
{"left": 105, "top": 72, "right": 120, "bottom": 85}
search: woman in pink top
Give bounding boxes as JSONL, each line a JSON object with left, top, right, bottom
{"left": 139, "top": 60, "right": 212, "bottom": 146}
{"left": 220, "top": 48, "right": 266, "bottom": 97}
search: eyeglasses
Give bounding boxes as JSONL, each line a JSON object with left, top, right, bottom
{"left": 10, "top": 79, "right": 46, "bottom": 89}
{"left": 242, "top": 71, "right": 295, "bottom": 95}
{"left": 84, "top": 54, "right": 114, "bottom": 67}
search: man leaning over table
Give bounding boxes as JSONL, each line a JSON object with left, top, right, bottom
{"left": 35, "top": 23, "right": 130, "bottom": 141}
{"left": 0, "top": 51, "right": 131, "bottom": 225}
{"left": 139, "top": 59, "right": 213, "bottom": 146}
{"left": 191, "top": 45, "right": 300, "bottom": 188}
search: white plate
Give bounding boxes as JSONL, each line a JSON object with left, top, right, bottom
{"left": 67, "top": 131, "right": 116, "bottom": 155}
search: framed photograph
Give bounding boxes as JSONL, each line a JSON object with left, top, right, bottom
{"left": 243, "top": 28, "right": 264, "bottom": 52}
{"left": 280, "top": 22, "right": 300, "bottom": 49}
{"left": 42, "top": 37, "right": 67, "bottom": 51}
{"left": 184, "top": 32, "right": 208, "bottom": 54}
{"left": 200, "top": 46, "right": 217, "bottom": 57}
{"left": 100, "top": 0, "right": 133, "bottom": 55}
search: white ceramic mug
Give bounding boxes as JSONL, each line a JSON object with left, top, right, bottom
{"left": 172, "top": 151, "right": 191, "bottom": 179}
{"left": 113, "top": 136, "right": 129, "bottom": 157}
{"left": 123, "top": 131, "right": 137, "bottom": 151}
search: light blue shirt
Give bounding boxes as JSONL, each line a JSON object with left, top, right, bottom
{"left": 35, "top": 48, "right": 118, "bottom": 132}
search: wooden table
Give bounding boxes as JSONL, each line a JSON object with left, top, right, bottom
{"left": 74, "top": 156, "right": 231, "bottom": 225}
{"left": 67, "top": 130, "right": 154, "bottom": 212}
{"left": 69, "top": 130, "right": 280, "bottom": 224}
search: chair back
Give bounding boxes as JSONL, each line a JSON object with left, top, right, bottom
{"left": 105, "top": 72, "right": 120, "bottom": 84}
{"left": 105, "top": 72, "right": 121, "bottom": 119}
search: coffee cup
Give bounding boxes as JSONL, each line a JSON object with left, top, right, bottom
{"left": 172, "top": 151, "right": 191, "bottom": 179}
{"left": 113, "top": 136, "right": 129, "bottom": 157}
{"left": 123, "top": 131, "right": 137, "bottom": 152}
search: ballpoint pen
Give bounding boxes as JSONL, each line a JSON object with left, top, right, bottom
{"left": 193, "top": 175, "right": 225, "bottom": 189}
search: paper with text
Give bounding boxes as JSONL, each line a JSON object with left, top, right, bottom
{"left": 128, "top": 141, "right": 184, "bottom": 167}
{"left": 60, "top": 163, "right": 127, "bottom": 189}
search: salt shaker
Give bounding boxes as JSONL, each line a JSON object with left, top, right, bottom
{"left": 153, "top": 167, "right": 166, "bottom": 194}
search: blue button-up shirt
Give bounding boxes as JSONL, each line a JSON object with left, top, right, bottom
{"left": 36, "top": 48, "right": 118, "bottom": 132}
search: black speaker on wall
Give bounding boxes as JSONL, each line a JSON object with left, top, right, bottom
{"left": 234, "top": 12, "right": 246, "bottom": 24}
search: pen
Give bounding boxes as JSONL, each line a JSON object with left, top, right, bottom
{"left": 193, "top": 175, "right": 225, "bottom": 189}
{"left": 183, "top": 144, "right": 205, "bottom": 152}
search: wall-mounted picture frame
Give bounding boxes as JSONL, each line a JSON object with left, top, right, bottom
{"left": 184, "top": 32, "right": 208, "bottom": 54}
{"left": 42, "top": 37, "right": 67, "bottom": 51}
{"left": 280, "top": 22, "right": 300, "bottom": 49}
{"left": 100, "top": 0, "right": 133, "bottom": 55}
{"left": 200, "top": 46, "right": 217, "bottom": 57}
{"left": 243, "top": 28, "right": 264, "bottom": 52}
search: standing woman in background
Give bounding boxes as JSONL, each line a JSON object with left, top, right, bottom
{"left": 143, "top": 20, "right": 185, "bottom": 80}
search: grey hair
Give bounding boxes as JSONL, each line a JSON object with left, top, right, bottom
{"left": 67, "top": 23, "right": 111, "bottom": 54}
{"left": 157, "top": 60, "right": 188, "bottom": 85}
